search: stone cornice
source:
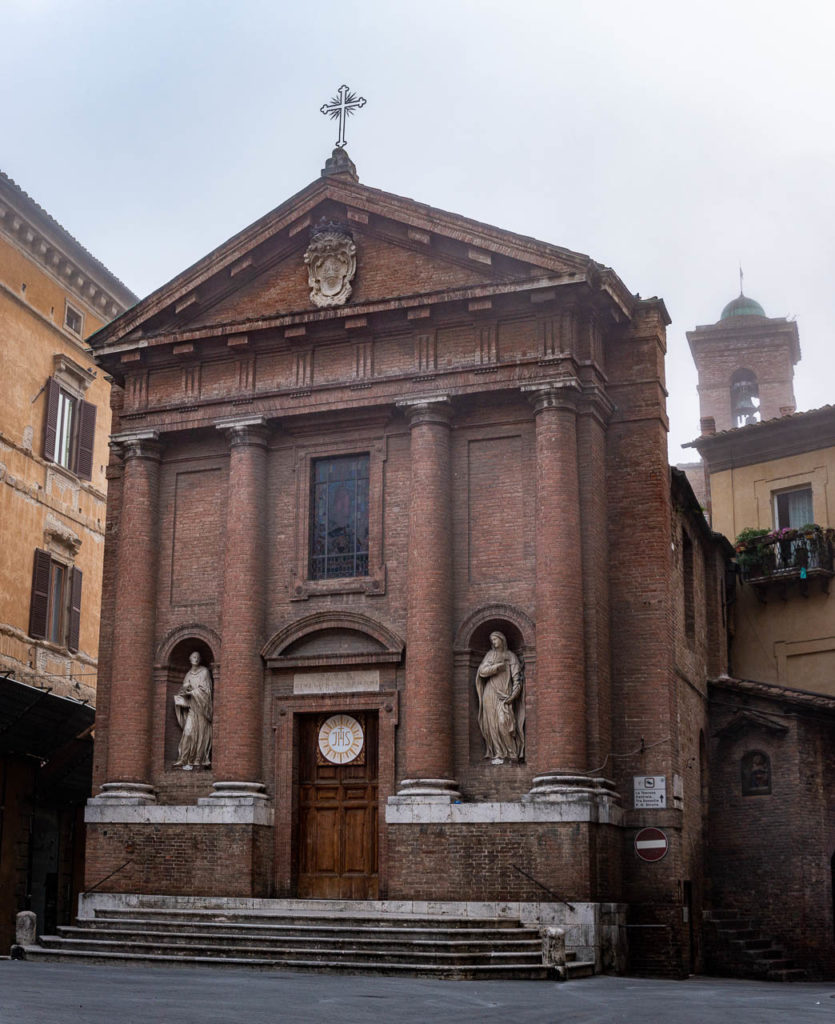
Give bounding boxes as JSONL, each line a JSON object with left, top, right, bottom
{"left": 687, "top": 316, "right": 800, "bottom": 365}
{"left": 115, "top": 359, "right": 606, "bottom": 439}
{"left": 0, "top": 173, "right": 137, "bottom": 317}
{"left": 95, "top": 274, "right": 588, "bottom": 359}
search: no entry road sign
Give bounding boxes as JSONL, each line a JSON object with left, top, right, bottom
{"left": 634, "top": 827, "right": 669, "bottom": 862}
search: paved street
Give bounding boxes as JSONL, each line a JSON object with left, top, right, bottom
{"left": 0, "top": 962, "right": 833, "bottom": 1024}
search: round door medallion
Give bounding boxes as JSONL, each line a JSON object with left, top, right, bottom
{"left": 318, "top": 714, "right": 364, "bottom": 765}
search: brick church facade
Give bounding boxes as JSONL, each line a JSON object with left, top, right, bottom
{"left": 82, "top": 150, "right": 727, "bottom": 975}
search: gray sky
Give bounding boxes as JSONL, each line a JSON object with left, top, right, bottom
{"left": 3, "top": 0, "right": 833, "bottom": 458}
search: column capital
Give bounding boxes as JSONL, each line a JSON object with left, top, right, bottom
{"left": 396, "top": 395, "right": 452, "bottom": 428}
{"left": 578, "top": 384, "right": 615, "bottom": 425}
{"left": 110, "top": 430, "right": 162, "bottom": 461}
{"left": 215, "top": 416, "right": 269, "bottom": 448}
{"left": 522, "top": 379, "right": 581, "bottom": 416}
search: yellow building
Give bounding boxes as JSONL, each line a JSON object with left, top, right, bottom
{"left": 688, "top": 407, "right": 835, "bottom": 695}
{"left": 0, "top": 170, "right": 136, "bottom": 949}
{"left": 685, "top": 293, "right": 835, "bottom": 696}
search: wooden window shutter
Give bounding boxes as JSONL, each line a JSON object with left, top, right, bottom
{"left": 43, "top": 377, "right": 60, "bottom": 463}
{"left": 75, "top": 399, "right": 96, "bottom": 480}
{"left": 68, "top": 566, "right": 83, "bottom": 653}
{"left": 29, "top": 548, "right": 52, "bottom": 639}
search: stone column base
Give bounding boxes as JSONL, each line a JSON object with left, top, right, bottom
{"left": 523, "top": 774, "right": 621, "bottom": 822}
{"left": 89, "top": 782, "right": 157, "bottom": 805}
{"left": 389, "top": 778, "right": 462, "bottom": 803}
{"left": 198, "top": 780, "right": 268, "bottom": 805}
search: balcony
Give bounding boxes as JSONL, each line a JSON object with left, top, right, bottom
{"left": 735, "top": 526, "right": 834, "bottom": 599}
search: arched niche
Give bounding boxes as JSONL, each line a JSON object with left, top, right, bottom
{"left": 156, "top": 626, "right": 218, "bottom": 769}
{"left": 454, "top": 604, "right": 535, "bottom": 766}
{"left": 454, "top": 603, "right": 535, "bottom": 658}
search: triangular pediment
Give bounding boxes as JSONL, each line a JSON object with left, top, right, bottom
{"left": 89, "top": 162, "right": 613, "bottom": 356}
{"left": 184, "top": 226, "right": 510, "bottom": 332}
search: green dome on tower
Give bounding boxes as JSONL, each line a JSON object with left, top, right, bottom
{"left": 720, "top": 293, "right": 766, "bottom": 320}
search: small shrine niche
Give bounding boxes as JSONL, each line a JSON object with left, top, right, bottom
{"left": 741, "top": 749, "right": 771, "bottom": 796}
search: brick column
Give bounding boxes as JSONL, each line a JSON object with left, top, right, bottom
{"left": 524, "top": 382, "right": 587, "bottom": 782}
{"left": 577, "top": 389, "right": 614, "bottom": 771}
{"left": 396, "top": 397, "right": 459, "bottom": 800}
{"left": 96, "top": 431, "right": 162, "bottom": 804}
{"left": 205, "top": 418, "right": 268, "bottom": 803}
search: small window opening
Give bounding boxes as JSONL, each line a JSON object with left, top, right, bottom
{"left": 683, "top": 530, "right": 695, "bottom": 644}
{"left": 64, "top": 303, "right": 83, "bottom": 336}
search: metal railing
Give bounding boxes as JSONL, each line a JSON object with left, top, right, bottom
{"left": 511, "top": 863, "right": 575, "bottom": 912}
{"left": 738, "top": 529, "right": 834, "bottom": 583}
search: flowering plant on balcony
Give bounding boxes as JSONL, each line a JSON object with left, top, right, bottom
{"left": 734, "top": 528, "right": 773, "bottom": 577}
{"left": 734, "top": 524, "right": 834, "bottom": 580}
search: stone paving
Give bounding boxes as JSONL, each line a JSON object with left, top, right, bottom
{"left": 1, "top": 962, "right": 834, "bottom": 1024}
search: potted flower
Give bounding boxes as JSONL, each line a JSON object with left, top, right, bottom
{"left": 734, "top": 527, "right": 772, "bottom": 578}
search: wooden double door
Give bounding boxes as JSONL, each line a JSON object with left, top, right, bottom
{"left": 296, "top": 712, "right": 378, "bottom": 899}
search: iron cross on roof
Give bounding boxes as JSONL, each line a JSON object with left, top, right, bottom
{"left": 320, "top": 85, "right": 366, "bottom": 149}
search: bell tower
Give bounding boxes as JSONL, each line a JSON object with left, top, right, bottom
{"left": 687, "top": 291, "right": 800, "bottom": 435}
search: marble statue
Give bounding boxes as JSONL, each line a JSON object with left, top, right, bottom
{"left": 173, "top": 651, "right": 213, "bottom": 770}
{"left": 304, "top": 223, "right": 357, "bottom": 308}
{"left": 475, "top": 631, "right": 525, "bottom": 764}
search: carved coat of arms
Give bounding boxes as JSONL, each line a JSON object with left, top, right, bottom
{"left": 304, "top": 223, "right": 357, "bottom": 308}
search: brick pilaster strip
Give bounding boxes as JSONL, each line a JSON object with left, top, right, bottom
{"left": 105, "top": 432, "right": 162, "bottom": 787}
{"left": 399, "top": 397, "right": 458, "bottom": 788}
{"left": 213, "top": 419, "right": 269, "bottom": 786}
{"left": 525, "top": 382, "right": 587, "bottom": 773}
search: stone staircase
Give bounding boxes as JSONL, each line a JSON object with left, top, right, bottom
{"left": 17, "top": 904, "right": 595, "bottom": 981}
{"left": 703, "top": 909, "right": 806, "bottom": 981}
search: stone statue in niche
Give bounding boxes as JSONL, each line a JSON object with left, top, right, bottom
{"left": 741, "top": 750, "right": 771, "bottom": 795}
{"left": 173, "top": 651, "right": 213, "bottom": 770}
{"left": 475, "top": 631, "right": 525, "bottom": 764}
{"left": 303, "top": 222, "right": 357, "bottom": 308}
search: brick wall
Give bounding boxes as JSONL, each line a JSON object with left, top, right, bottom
{"left": 386, "top": 822, "right": 621, "bottom": 903}
{"left": 708, "top": 680, "right": 835, "bottom": 978}
{"left": 85, "top": 823, "right": 273, "bottom": 897}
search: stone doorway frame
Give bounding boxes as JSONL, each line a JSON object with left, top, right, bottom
{"left": 273, "top": 690, "right": 398, "bottom": 898}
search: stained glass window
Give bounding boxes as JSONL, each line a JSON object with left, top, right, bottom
{"left": 310, "top": 454, "right": 370, "bottom": 579}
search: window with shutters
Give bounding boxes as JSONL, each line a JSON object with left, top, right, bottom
{"left": 42, "top": 367, "right": 96, "bottom": 480}
{"left": 28, "top": 548, "right": 83, "bottom": 652}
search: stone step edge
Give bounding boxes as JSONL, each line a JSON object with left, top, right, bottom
{"left": 71, "top": 919, "right": 541, "bottom": 938}
{"left": 55, "top": 929, "right": 543, "bottom": 949}
{"left": 39, "top": 937, "right": 543, "bottom": 963}
{"left": 91, "top": 909, "right": 528, "bottom": 928}
{"left": 20, "top": 946, "right": 556, "bottom": 978}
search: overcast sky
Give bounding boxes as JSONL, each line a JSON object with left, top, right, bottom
{"left": 3, "top": 0, "right": 833, "bottom": 458}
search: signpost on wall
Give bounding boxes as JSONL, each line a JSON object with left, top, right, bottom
{"left": 633, "top": 775, "right": 667, "bottom": 808}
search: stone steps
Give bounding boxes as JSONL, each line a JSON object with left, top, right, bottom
{"left": 18, "top": 945, "right": 554, "bottom": 980}
{"left": 18, "top": 904, "right": 595, "bottom": 981}
{"left": 55, "top": 924, "right": 542, "bottom": 954}
{"left": 42, "top": 934, "right": 544, "bottom": 965}
{"left": 703, "top": 909, "right": 805, "bottom": 982}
